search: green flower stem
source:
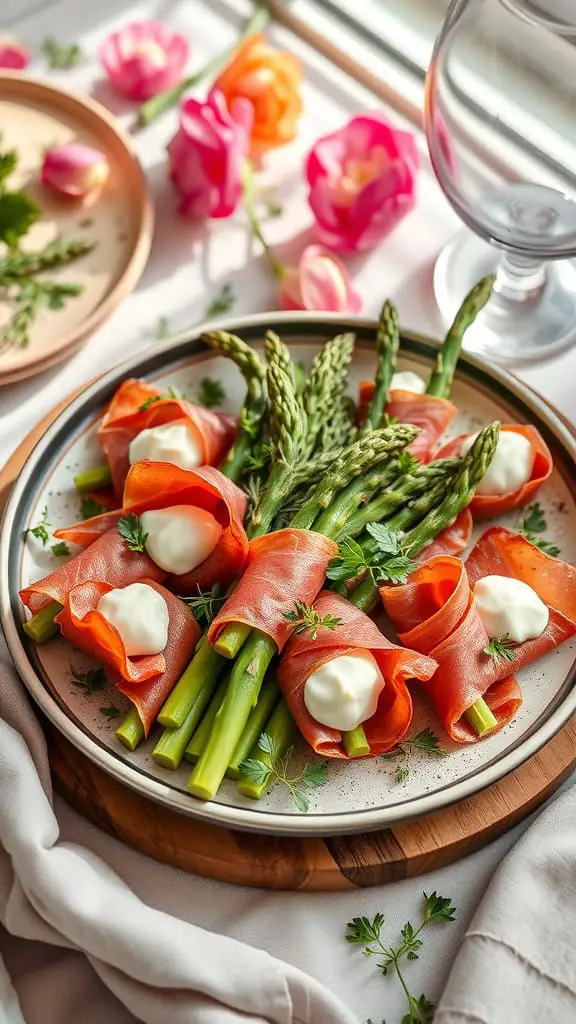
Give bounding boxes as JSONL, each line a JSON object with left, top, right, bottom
{"left": 22, "top": 601, "right": 61, "bottom": 644}
{"left": 115, "top": 707, "right": 145, "bottom": 751}
{"left": 242, "top": 159, "right": 285, "bottom": 279}
{"left": 227, "top": 675, "right": 280, "bottom": 779}
{"left": 135, "top": 4, "right": 270, "bottom": 128}
{"left": 74, "top": 465, "right": 113, "bottom": 494}
{"left": 237, "top": 700, "right": 297, "bottom": 800}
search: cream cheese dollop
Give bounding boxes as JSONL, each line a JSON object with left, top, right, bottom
{"left": 140, "top": 505, "right": 222, "bottom": 576}
{"left": 460, "top": 429, "right": 532, "bottom": 495}
{"left": 128, "top": 422, "right": 203, "bottom": 471}
{"left": 474, "top": 575, "right": 549, "bottom": 643}
{"left": 97, "top": 582, "right": 169, "bottom": 656}
{"left": 303, "top": 651, "right": 385, "bottom": 732}
{"left": 390, "top": 371, "right": 426, "bottom": 394}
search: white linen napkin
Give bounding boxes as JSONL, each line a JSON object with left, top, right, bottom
{"left": 435, "top": 781, "right": 576, "bottom": 1023}
{"left": 0, "top": 634, "right": 357, "bottom": 1024}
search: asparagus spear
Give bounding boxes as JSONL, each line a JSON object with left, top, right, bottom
{"left": 184, "top": 675, "right": 230, "bottom": 765}
{"left": 74, "top": 466, "right": 113, "bottom": 493}
{"left": 426, "top": 276, "right": 495, "bottom": 398}
{"left": 187, "top": 423, "right": 419, "bottom": 800}
{"left": 362, "top": 299, "right": 400, "bottom": 432}
{"left": 237, "top": 700, "right": 298, "bottom": 800}
{"left": 300, "top": 331, "right": 355, "bottom": 449}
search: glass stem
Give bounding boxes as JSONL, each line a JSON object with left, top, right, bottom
{"left": 493, "top": 251, "right": 547, "bottom": 303}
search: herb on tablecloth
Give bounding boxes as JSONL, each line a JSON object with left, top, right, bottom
{"left": 205, "top": 282, "right": 236, "bottom": 319}
{"left": 42, "top": 37, "right": 84, "bottom": 69}
{"left": 346, "top": 893, "right": 456, "bottom": 1023}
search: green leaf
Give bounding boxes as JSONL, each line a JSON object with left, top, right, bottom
{"left": 528, "top": 535, "right": 561, "bottom": 558}
{"left": 196, "top": 377, "right": 226, "bottom": 409}
{"left": 100, "top": 705, "right": 120, "bottom": 720}
{"left": 117, "top": 513, "right": 149, "bottom": 553}
{"left": 423, "top": 891, "right": 456, "bottom": 923}
{"left": 283, "top": 600, "right": 342, "bottom": 640}
{"left": 302, "top": 760, "right": 329, "bottom": 789}
{"left": 366, "top": 522, "right": 402, "bottom": 555}
{"left": 0, "top": 150, "right": 17, "bottom": 187}
{"left": 521, "top": 501, "right": 546, "bottom": 535}
{"left": 292, "top": 789, "right": 310, "bottom": 813}
{"left": 373, "top": 553, "right": 417, "bottom": 585}
{"left": 51, "top": 540, "right": 70, "bottom": 557}
{"left": 70, "top": 666, "right": 106, "bottom": 694}
{"left": 238, "top": 757, "right": 270, "bottom": 786}
{"left": 345, "top": 913, "right": 385, "bottom": 945}
{"left": 138, "top": 387, "right": 179, "bottom": 412}
{"left": 79, "top": 496, "right": 106, "bottom": 520}
{"left": 0, "top": 190, "right": 40, "bottom": 247}
{"left": 256, "top": 732, "right": 279, "bottom": 758}
{"left": 326, "top": 536, "right": 367, "bottom": 582}
{"left": 205, "top": 282, "right": 236, "bottom": 319}
{"left": 42, "top": 37, "right": 84, "bottom": 69}
{"left": 483, "top": 632, "right": 516, "bottom": 664}
{"left": 24, "top": 506, "right": 51, "bottom": 547}
{"left": 182, "top": 585, "right": 226, "bottom": 626}
{"left": 408, "top": 728, "right": 445, "bottom": 756}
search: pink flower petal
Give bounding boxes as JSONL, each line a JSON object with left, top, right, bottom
{"left": 99, "top": 20, "right": 189, "bottom": 101}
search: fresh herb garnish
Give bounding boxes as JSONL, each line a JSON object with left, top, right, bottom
{"left": 138, "top": 387, "right": 179, "bottom": 412}
{"left": 100, "top": 705, "right": 121, "bottom": 720}
{"left": 483, "top": 632, "right": 516, "bottom": 664}
{"left": 0, "top": 151, "right": 17, "bottom": 187}
{"left": 70, "top": 665, "right": 106, "bottom": 694}
{"left": 79, "top": 496, "right": 106, "bottom": 520}
{"left": 155, "top": 315, "right": 170, "bottom": 340}
{"left": 196, "top": 377, "right": 226, "bottom": 409}
{"left": 205, "top": 282, "right": 235, "bottom": 319}
{"left": 24, "top": 506, "right": 51, "bottom": 547}
{"left": 244, "top": 442, "right": 272, "bottom": 473}
{"left": 346, "top": 892, "right": 456, "bottom": 1023}
{"left": 42, "top": 37, "right": 84, "bottom": 69}
{"left": 51, "top": 540, "right": 70, "bottom": 557}
{"left": 327, "top": 524, "right": 417, "bottom": 587}
{"left": 0, "top": 190, "right": 40, "bottom": 249}
{"left": 2, "top": 279, "right": 82, "bottom": 351}
{"left": 283, "top": 600, "right": 342, "bottom": 640}
{"left": 117, "top": 513, "right": 149, "bottom": 553}
{"left": 382, "top": 728, "right": 446, "bottom": 783}
{"left": 182, "top": 585, "right": 227, "bottom": 626}
{"left": 518, "top": 502, "right": 561, "bottom": 558}
{"left": 240, "top": 733, "right": 328, "bottom": 813}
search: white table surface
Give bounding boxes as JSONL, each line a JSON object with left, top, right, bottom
{"left": 1, "top": 1, "right": 575, "bottom": 1022}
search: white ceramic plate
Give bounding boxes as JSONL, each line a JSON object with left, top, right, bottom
{"left": 1, "top": 313, "right": 575, "bottom": 836}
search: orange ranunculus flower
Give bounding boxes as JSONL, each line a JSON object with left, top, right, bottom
{"left": 212, "top": 34, "right": 302, "bottom": 156}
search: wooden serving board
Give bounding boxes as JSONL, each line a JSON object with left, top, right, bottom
{"left": 2, "top": 388, "right": 576, "bottom": 891}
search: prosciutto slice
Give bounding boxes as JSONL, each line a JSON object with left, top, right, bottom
{"left": 54, "top": 463, "right": 249, "bottom": 593}
{"left": 208, "top": 529, "right": 338, "bottom": 652}
{"left": 436, "top": 425, "right": 553, "bottom": 518}
{"left": 98, "top": 378, "right": 237, "bottom": 495}
{"left": 359, "top": 383, "right": 456, "bottom": 462}
{"left": 55, "top": 578, "right": 200, "bottom": 733}
{"left": 381, "top": 527, "right": 576, "bottom": 742}
{"left": 277, "top": 591, "right": 437, "bottom": 758}
{"left": 19, "top": 529, "right": 165, "bottom": 615}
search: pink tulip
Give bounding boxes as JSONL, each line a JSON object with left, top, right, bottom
{"left": 41, "top": 144, "right": 110, "bottom": 198}
{"left": 167, "top": 90, "right": 252, "bottom": 219}
{"left": 0, "top": 35, "right": 29, "bottom": 69}
{"left": 279, "top": 245, "right": 362, "bottom": 313}
{"left": 306, "top": 114, "right": 419, "bottom": 253}
{"left": 99, "top": 20, "right": 189, "bottom": 101}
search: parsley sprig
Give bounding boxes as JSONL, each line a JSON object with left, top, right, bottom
{"left": 240, "top": 733, "right": 328, "bottom": 813}
{"left": 283, "top": 600, "right": 342, "bottom": 640}
{"left": 518, "top": 502, "right": 560, "bottom": 558}
{"left": 382, "top": 728, "right": 446, "bottom": 784}
{"left": 196, "top": 376, "right": 226, "bottom": 409}
{"left": 51, "top": 540, "right": 70, "bottom": 557}
{"left": 100, "top": 704, "right": 120, "bottom": 720}
{"left": 138, "top": 387, "right": 179, "bottom": 412}
{"left": 182, "top": 585, "right": 227, "bottom": 626}
{"left": 117, "top": 514, "right": 149, "bottom": 553}
{"left": 79, "top": 496, "right": 107, "bottom": 520}
{"left": 205, "top": 282, "right": 235, "bottom": 319}
{"left": 327, "top": 523, "right": 417, "bottom": 587}
{"left": 23, "top": 506, "right": 51, "bottom": 547}
{"left": 483, "top": 632, "right": 516, "bottom": 665}
{"left": 346, "top": 892, "right": 456, "bottom": 1023}
{"left": 70, "top": 665, "right": 106, "bottom": 694}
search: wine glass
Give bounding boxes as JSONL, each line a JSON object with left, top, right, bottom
{"left": 424, "top": 0, "right": 576, "bottom": 362}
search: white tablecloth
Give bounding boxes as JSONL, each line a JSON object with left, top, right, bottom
{"left": 1, "top": 1, "right": 575, "bottom": 1022}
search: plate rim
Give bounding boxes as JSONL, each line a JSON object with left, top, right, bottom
{"left": 0, "top": 71, "right": 154, "bottom": 385}
{"left": 1, "top": 310, "right": 576, "bottom": 836}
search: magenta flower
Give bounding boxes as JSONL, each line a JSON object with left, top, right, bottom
{"left": 0, "top": 36, "right": 29, "bottom": 69}
{"left": 41, "top": 144, "right": 110, "bottom": 197}
{"left": 99, "top": 20, "right": 189, "bottom": 101}
{"left": 279, "top": 245, "right": 362, "bottom": 313}
{"left": 167, "top": 90, "right": 252, "bottom": 219}
{"left": 306, "top": 114, "right": 419, "bottom": 253}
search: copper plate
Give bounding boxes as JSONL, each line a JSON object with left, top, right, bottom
{"left": 0, "top": 72, "right": 154, "bottom": 385}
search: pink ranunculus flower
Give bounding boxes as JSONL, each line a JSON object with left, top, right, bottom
{"left": 279, "top": 245, "right": 362, "bottom": 313}
{"left": 41, "top": 144, "right": 110, "bottom": 197}
{"left": 306, "top": 114, "right": 419, "bottom": 253}
{"left": 0, "top": 35, "right": 29, "bottom": 69}
{"left": 167, "top": 90, "right": 253, "bottom": 219}
{"left": 99, "top": 20, "right": 189, "bottom": 101}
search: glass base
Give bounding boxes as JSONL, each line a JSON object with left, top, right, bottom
{"left": 433, "top": 231, "right": 576, "bottom": 363}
